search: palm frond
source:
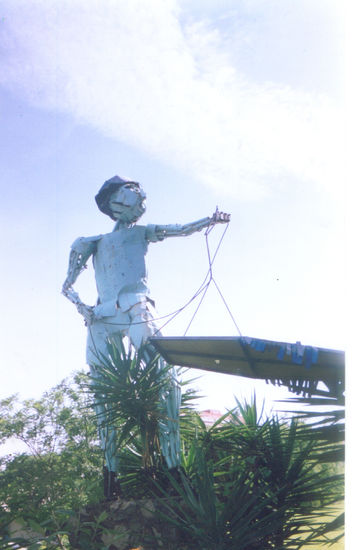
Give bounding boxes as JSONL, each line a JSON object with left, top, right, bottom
{"left": 86, "top": 336, "right": 182, "bottom": 469}
{"left": 282, "top": 393, "right": 345, "bottom": 465}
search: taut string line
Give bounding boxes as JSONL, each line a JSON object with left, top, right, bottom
{"left": 94, "top": 220, "right": 242, "bottom": 338}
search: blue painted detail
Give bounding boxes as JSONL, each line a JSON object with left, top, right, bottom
{"left": 244, "top": 339, "right": 320, "bottom": 372}
{"left": 305, "top": 347, "right": 313, "bottom": 369}
{"left": 304, "top": 347, "right": 319, "bottom": 369}
{"left": 291, "top": 346, "right": 304, "bottom": 365}
{"left": 251, "top": 339, "right": 267, "bottom": 352}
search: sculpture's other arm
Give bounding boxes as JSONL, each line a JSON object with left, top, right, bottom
{"left": 62, "top": 236, "right": 100, "bottom": 325}
{"left": 153, "top": 209, "right": 230, "bottom": 239}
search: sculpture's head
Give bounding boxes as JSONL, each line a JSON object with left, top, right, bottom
{"left": 95, "top": 175, "right": 146, "bottom": 223}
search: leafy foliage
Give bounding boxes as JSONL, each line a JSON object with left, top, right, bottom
{"left": 88, "top": 337, "right": 197, "bottom": 474}
{"left": 0, "top": 373, "right": 102, "bottom": 530}
{"left": 281, "top": 391, "right": 345, "bottom": 543}
{"left": 88, "top": 338, "right": 176, "bottom": 470}
{"left": 284, "top": 394, "right": 345, "bottom": 463}
{"left": 154, "top": 397, "right": 343, "bottom": 549}
{"left": 0, "top": 347, "right": 344, "bottom": 549}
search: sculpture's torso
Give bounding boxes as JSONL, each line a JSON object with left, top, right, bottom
{"left": 93, "top": 225, "right": 156, "bottom": 310}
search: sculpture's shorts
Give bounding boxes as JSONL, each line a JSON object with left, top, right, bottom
{"left": 86, "top": 299, "right": 159, "bottom": 366}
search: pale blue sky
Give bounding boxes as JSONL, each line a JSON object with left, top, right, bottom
{"left": 0, "top": 0, "right": 347, "bottom": 416}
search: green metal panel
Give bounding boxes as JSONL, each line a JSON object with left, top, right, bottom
{"left": 149, "top": 336, "right": 345, "bottom": 398}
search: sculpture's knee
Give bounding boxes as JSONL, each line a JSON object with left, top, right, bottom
{"left": 128, "top": 303, "right": 157, "bottom": 350}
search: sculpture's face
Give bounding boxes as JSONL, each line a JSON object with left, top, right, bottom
{"left": 108, "top": 183, "right": 146, "bottom": 223}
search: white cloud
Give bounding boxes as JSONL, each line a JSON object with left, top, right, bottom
{"left": 1, "top": 0, "right": 345, "bottom": 198}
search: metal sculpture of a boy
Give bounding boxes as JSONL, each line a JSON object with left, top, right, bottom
{"left": 63, "top": 175, "right": 229, "bottom": 497}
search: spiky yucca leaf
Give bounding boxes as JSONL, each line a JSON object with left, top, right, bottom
{"left": 158, "top": 397, "right": 344, "bottom": 549}
{"left": 87, "top": 337, "right": 178, "bottom": 469}
{"left": 282, "top": 394, "right": 344, "bottom": 463}
{"left": 154, "top": 450, "right": 288, "bottom": 550}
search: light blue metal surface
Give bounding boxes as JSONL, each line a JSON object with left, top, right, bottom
{"left": 63, "top": 176, "right": 230, "bottom": 478}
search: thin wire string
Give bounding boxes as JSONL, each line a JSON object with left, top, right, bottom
{"left": 182, "top": 222, "right": 242, "bottom": 338}
{"left": 211, "top": 278, "right": 243, "bottom": 337}
{"left": 100, "top": 222, "right": 226, "bottom": 329}
{"left": 156, "top": 222, "right": 229, "bottom": 335}
{"left": 182, "top": 224, "right": 217, "bottom": 336}
{"left": 94, "top": 219, "right": 242, "bottom": 338}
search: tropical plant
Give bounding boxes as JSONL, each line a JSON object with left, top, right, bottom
{"left": 88, "top": 338, "right": 171, "bottom": 471}
{"left": 87, "top": 336, "right": 197, "bottom": 474}
{"left": 283, "top": 391, "right": 345, "bottom": 544}
{"left": 154, "top": 397, "right": 344, "bottom": 549}
{"left": 0, "top": 343, "right": 344, "bottom": 549}
{"left": 288, "top": 393, "right": 344, "bottom": 463}
{"left": 0, "top": 373, "right": 102, "bottom": 541}
{"left": 85, "top": 341, "right": 344, "bottom": 547}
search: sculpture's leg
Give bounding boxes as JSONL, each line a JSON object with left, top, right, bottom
{"left": 87, "top": 316, "right": 129, "bottom": 498}
{"left": 128, "top": 302, "right": 181, "bottom": 470}
{"left": 89, "top": 376, "right": 121, "bottom": 499}
{"left": 158, "top": 363, "right": 181, "bottom": 469}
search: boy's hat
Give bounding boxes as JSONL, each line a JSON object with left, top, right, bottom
{"left": 95, "top": 175, "right": 140, "bottom": 219}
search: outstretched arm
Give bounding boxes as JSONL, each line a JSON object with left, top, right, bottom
{"left": 153, "top": 209, "right": 230, "bottom": 239}
{"left": 62, "top": 236, "right": 99, "bottom": 325}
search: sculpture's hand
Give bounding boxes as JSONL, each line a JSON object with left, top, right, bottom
{"left": 211, "top": 208, "right": 231, "bottom": 225}
{"left": 62, "top": 282, "right": 95, "bottom": 326}
{"left": 62, "top": 280, "right": 71, "bottom": 296}
{"left": 76, "top": 303, "right": 95, "bottom": 326}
